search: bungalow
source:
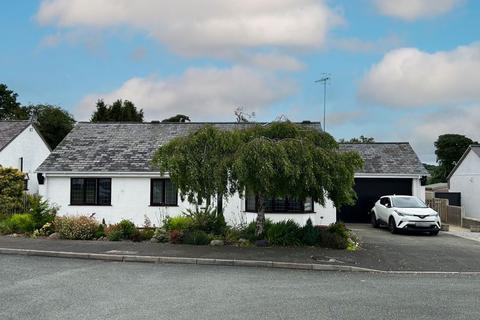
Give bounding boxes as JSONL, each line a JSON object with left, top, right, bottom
{"left": 36, "top": 122, "right": 427, "bottom": 226}
{"left": 0, "top": 120, "right": 51, "bottom": 194}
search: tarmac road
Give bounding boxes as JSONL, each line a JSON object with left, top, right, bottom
{"left": 1, "top": 255, "right": 479, "bottom": 320}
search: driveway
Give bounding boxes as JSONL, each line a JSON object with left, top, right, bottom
{"left": 347, "top": 224, "right": 480, "bottom": 272}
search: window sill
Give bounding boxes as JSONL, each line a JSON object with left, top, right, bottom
{"left": 149, "top": 205, "right": 179, "bottom": 207}
{"left": 244, "top": 211, "right": 315, "bottom": 214}
{"left": 69, "top": 204, "right": 112, "bottom": 206}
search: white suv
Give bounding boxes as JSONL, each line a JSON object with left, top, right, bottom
{"left": 371, "top": 195, "right": 441, "bottom": 235}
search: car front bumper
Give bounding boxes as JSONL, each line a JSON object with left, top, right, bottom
{"left": 397, "top": 218, "right": 441, "bottom": 232}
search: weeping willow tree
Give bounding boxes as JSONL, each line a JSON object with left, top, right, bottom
{"left": 152, "top": 125, "right": 238, "bottom": 214}
{"left": 152, "top": 121, "right": 363, "bottom": 237}
{"left": 232, "top": 122, "right": 363, "bottom": 236}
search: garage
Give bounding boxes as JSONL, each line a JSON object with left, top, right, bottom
{"left": 337, "top": 178, "right": 413, "bottom": 223}
{"left": 337, "top": 142, "right": 429, "bottom": 223}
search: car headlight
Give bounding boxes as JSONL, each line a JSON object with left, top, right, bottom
{"left": 394, "top": 210, "right": 406, "bottom": 216}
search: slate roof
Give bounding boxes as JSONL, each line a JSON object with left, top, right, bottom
{"left": 0, "top": 121, "right": 31, "bottom": 152}
{"left": 37, "top": 122, "right": 322, "bottom": 172}
{"left": 339, "top": 143, "right": 429, "bottom": 175}
{"left": 38, "top": 123, "right": 427, "bottom": 175}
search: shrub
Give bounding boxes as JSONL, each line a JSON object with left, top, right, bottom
{"left": 54, "top": 216, "right": 98, "bottom": 240}
{"left": 319, "top": 231, "right": 349, "bottom": 249}
{"left": 131, "top": 229, "right": 154, "bottom": 242}
{"left": 183, "top": 230, "right": 210, "bottom": 245}
{"left": 0, "top": 213, "right": 35, "bottom": 234}
{"left": 317, "top": 223, "right": 351, "bottom": 249}
{"left": 33, "top": 222, "right": 55, "bottom": 237}
{"left": 152, "top": 228, "right": 169, "bottom": 243}
{"left": 0, "top": 167, "right": 25, "bottom": 214}
{"left": 266, "top": 220, "right": 302, "bottom": 246}
{"left": 183, "top": 206, "right": 226, "bottom": 235}
{"left": 104, "top": 219, "right": 137, "bottom": 241}
{"left": 241, "top": 219, "right": 273, "bottom": 241}
{"left": 164, "top": 216, "right": 192, "bottom": 232}
{"left": 118, "top": 219, "right": 136, "bottom": 239}
{"left": 224, "top": 228, "right": 241, "bottom": 244}
{"left": 169, "top": 230, "right": 184, "bottom": 244}
{"left": 301, "top": 218, "right": 320, "bottom": 246}
{"left": 106, "top": 227, "right": 122, "bottom": 241}
{"left": 27, "top": 194, "right": 57, "bottom": 229}
{"left": 95, "top": 224, "right": 106, "bottom": 238}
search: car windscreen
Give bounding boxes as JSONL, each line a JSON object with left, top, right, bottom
{"left": 392, "top": 197, "right": 428, "bottom": 208}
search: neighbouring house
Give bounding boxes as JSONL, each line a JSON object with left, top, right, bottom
{"left": 0, "top": 120, "right": 51, "bottom": 194}
{"left": 447, "top": 145, "right": 480, "bottom": 222}
{"left": 36, "top": 122, "right": 427, "bottom": 226}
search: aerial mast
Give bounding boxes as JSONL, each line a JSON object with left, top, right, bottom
{"left": 315, "top": 74, "right": 331, "bottom": 131}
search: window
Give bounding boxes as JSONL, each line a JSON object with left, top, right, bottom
{"left": 245, "top": 193, "right": 314, "bottom": 213}
{"left": 151, "top": 179, "right": 178, "bottom": 206}
{"left": 70, "top": 178, "right": 111, "bottom": 205}
{"left": 380, "top": 197, "right": 391, "bottom": 207}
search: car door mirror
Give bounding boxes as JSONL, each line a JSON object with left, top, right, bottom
{"left": 385, "top": 203, "right": 390, "bottom": 208}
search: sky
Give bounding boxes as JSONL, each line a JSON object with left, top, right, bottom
{"left": 1, "top": 0, "right": 479, "bottom": 163}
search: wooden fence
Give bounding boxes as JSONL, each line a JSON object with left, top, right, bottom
{"left": 426, "top": 198, "right": 462, "bottom": 226}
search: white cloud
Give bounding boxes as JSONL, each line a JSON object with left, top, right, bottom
{"left": 329, "top": 35, "right": 403, "bottom": 54}
{"left": 403, "top": 106, "right": 480, "bottom": 163}
{"left": 37, "top": 0, "right": 342, "bottom": 56}
{"left": 75, "top": 66, "right": 297, "bottom": 121}
{"left": 373, "top": 0, "right": 463, "bottom": 20}
{"left": 244, "top": 53, "right": 304, "bottom": 71}
{"left": 359, "top": 43, "right": 480, "bottom": 108}
{"left": 328, "top": 111, "right": 365, "bottom": 126}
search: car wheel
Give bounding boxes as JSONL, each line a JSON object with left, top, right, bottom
{"left": 430, "top": 230, "right": 439, "bottom": 236}
{"left": 388, "top": 217, "right": 397, "bottom": 234}
{"left": 371, "top": 212, "right": 379, "bottom": 228}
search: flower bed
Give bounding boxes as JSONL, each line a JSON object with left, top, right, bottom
{"left": 1, "top": 205, "right": 357, "bottom": 250}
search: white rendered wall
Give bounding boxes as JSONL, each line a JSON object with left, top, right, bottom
{"left": 412, "top": 178, "right": 426, "bottom": 202}
{"left": 449, "top": 151, "right": 480, "bottom": 219}
{"left": 0, "top": 124, "right": 50, "bottom": 194}
{"left": 40, "top": 175, "right": 337, "bottom": 227}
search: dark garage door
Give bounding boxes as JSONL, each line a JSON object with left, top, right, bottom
{"left": 337, "top": 178, "right": 413, "bottom": 223}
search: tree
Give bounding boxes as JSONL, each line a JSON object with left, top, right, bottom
{"left": 152, "top": 125, "right": 238, "bottom": 214}
{"left": 234, "top": 107, "right": 255, "bottom": 123}
{"left": 0, "top": 84, "right": 28, "bottom": 120}
{"left": 233, "top": 122, "right": 363, "bottom": 236}
{"left": 339, "top": 135, "right": 375, "bottom": 143}
{"left": 91, "top": 99, "right": 144, "bottom": 122}
{"left": 0, "top": 166, "right": 25, "bottom": 216}
{"left": 26, "top": 105, "right": 75, "bottom": 149}
{"left": 153, "top": 121, "right": 363, "bottom": 238}
{"left": 162, "top": 114, "right": 191, "bottom": 122}
{"left": 423, "top": 163, "right": 443, "bottom": 184}
{"left": 434, "top": 134, "right": 476, "bottom": 181}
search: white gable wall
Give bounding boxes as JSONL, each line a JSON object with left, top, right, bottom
{"left": 0, "top": 124, "right": 51, "bottom": 194}
{"left": 39, "top": 174, "right": 336, "bottom": 227}
{"left": 449, "top": 150, "right": 480, "bottom": 220}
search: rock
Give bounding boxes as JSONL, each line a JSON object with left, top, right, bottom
{"left": 238, "top": 238, "right": 248, "bottom": 244}
{"left": 210, "top": 239, "right": 224, "bottom": 246}
{"left": 255, "top": 239, "right": 268, "bottom": 247}
{"left": 150, "top": 237, "right": 159, "bottom": 243}
{"left": 48, "top": 232, "right": 60, "bottom": 240}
